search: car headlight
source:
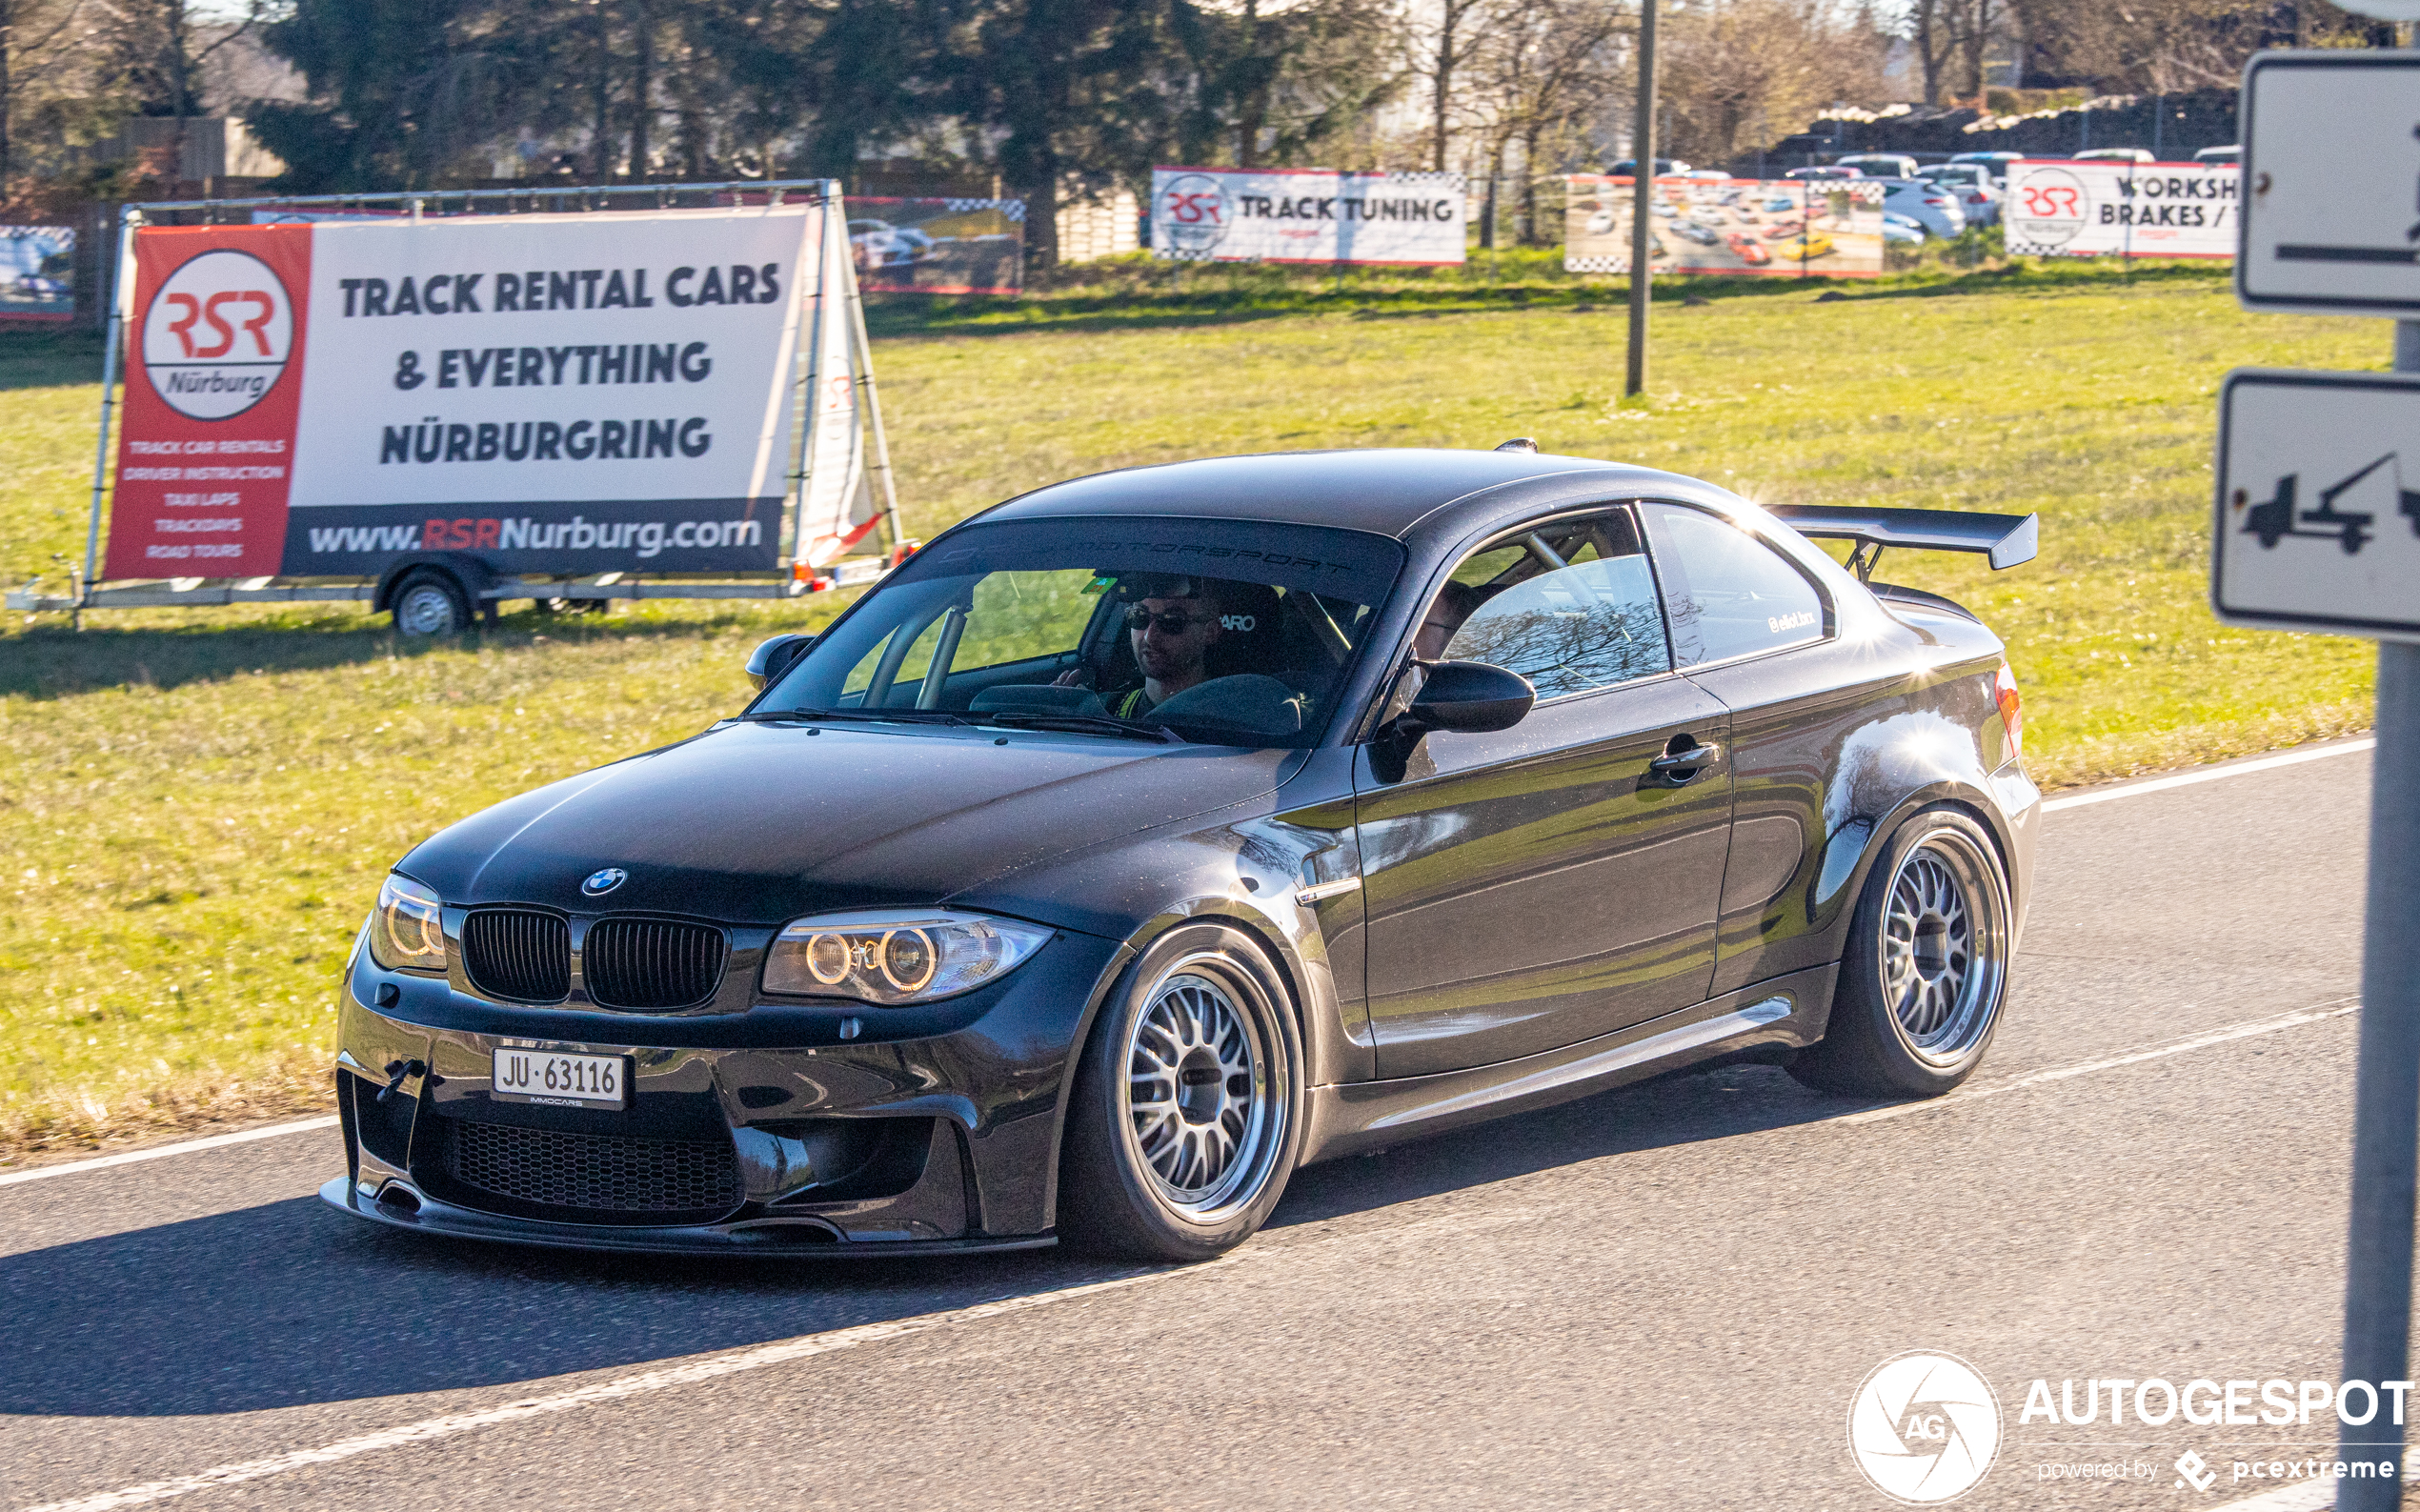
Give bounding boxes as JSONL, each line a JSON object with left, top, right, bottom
{"left": 762, "top": 909, "right": 1050, "bottom": 1005}
{"left": 368, "top": 874, "right": 448, "bottom": 973}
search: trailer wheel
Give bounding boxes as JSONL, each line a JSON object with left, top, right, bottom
{"left": 391, "top": 571, "right": 471, "bottom": 637}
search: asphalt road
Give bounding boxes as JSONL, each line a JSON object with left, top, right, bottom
{"left": 0, "top": 741, "right": 2390, "bottom": 1512}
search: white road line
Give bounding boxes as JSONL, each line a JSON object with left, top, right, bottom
{"left": 0, "top": 1117, "right": 338, "bottom": 1190}
{"left": 2041, "top": 738, "right": 2373, "bottom": 814}
{"left": 1842, "top": 999, "right": 2362, "bottom": 1126}
{"left": 16, "top": 1208, "right": 1530, "bottom": 1512}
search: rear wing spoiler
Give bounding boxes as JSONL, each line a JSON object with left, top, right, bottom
{"left": 1766, "top": 505, "right": 2039, "bottom": 581}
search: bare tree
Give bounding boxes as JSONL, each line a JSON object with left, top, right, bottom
{"left": 1661, "top": 0, "right": 1886, "bottom": 170}
{"left": 1407, "top": 0, "right": 1498, "bottom": 171}
{"left": 1460, "top": 0, "right": 1621, "bottom": 242}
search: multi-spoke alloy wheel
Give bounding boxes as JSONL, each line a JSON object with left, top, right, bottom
{"left": 1791, "top": 807, "right": 2012, "bottom": 1098}
{"left": 1121, "top": 968, "right": 1273, "bottom": 1216}
{"left": 1061, "top": 928, "right": 1303, "bottom": 1260}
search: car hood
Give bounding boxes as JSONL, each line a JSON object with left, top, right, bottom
{"left": 397, "top": 721, "right": 1304, "bottom": 928}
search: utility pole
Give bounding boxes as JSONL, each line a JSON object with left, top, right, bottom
{"left": 1625, "top": 0, "right": 1657, "bottom": 398}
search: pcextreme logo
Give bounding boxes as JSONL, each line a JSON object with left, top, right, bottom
{"left": 1849, "top": 1351, "right": 2004, "bottom": 1504}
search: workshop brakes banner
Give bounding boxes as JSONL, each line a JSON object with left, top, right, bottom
{"left": 1150, "top": 167, "right": 1466, "bottom": 266}
{"left": 2003, "top": 159, "right": 2237, "bottom": 259}
{"left": 103, "top": 205, "right": 818, "bottom": 581}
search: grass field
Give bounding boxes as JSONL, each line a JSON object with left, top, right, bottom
{"left": 0, "top": 261, "right": 2388, "bottom": 1157}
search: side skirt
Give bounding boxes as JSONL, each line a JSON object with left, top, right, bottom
{"left": 1298, "top": 963, "right": 1837, "bottom": 1163}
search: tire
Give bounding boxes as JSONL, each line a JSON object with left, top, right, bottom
{"left": 391, "top": 571, "right": 471, "bottom": 637}
{"left": 1790, "top": 805, "right": 2012, "bottom": 1099}
{"left": 1059, "top": 924, "right": 1305, "bottom": 1260}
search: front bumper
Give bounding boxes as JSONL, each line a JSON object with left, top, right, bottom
{"left": 328, "top": 925, "right": 1129, "bottom": 1256}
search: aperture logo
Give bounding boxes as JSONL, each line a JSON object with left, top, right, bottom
{"left": 1850, "top": 1351, "right": 2003, "bottom": 1503}
{"left": 143, "top": 249, "right": 294, "bottom": 420}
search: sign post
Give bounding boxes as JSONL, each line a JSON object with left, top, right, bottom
{"left": 1624, "top": 0, "right": 1658, "bottom": 399}
{"left": 2221, "top": 50, "right": 2420, "bottom": 1512}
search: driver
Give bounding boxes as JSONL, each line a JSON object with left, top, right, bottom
{"left": 1059, "top": 575, "right": 1227, "bottom": 717}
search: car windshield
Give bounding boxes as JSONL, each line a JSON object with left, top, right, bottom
{"left": 760, "top": 515, "right": 1405, "bottom": 748}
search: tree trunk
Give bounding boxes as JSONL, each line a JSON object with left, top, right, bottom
{"left": 1521, "top": 123, "right": 1545, "bottom": 246}
{"left": 1027, "top": 166, "right": 1059, "bottom": 270}
{"left": 1912, "top": 0, "right": 1944, "bottom": 107}
{"left": 629, "top": 0, "right": 651, "bottom": 180}
{"left": 1479, "top": 141, "right": 1499, "bottom": 249}
{"left": 167, "top": 0, "right": 192, "bottom": 195}
{"left": 592, "top": 0, "right": 613, "bottom": 180}
{"left": 1, "top": 0, "right": 14, "bottom": 191}
{"left": 1431, "top": 2, "right": 1456, "bottom": 172}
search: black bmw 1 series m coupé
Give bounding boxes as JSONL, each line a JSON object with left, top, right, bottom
{"left": 325, "top": 446, "right": 2040, "bottom": 1260}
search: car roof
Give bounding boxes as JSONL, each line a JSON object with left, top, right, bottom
{"left": 973, "top": 449, "right": 1732, "bottom": 542}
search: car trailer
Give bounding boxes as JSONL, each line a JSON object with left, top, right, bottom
{"left": 8, "top": 176, "right": 914, "bottom": 634}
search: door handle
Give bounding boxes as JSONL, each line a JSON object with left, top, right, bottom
{"left": 1645, "top": 742, "right": 1722, "bottom": 786}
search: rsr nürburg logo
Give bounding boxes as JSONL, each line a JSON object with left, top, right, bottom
{"left": 142, "top": 248, "right": 294, "bottom": 421}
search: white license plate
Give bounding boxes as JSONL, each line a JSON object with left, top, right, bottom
{"left": 491, "top": 1048, "right": 628, "bottom": 1110}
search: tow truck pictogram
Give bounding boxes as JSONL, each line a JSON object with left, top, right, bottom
{"left": 2238, "top": 451, "right": 2420, "bottom": 554}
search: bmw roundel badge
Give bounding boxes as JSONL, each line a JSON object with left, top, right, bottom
{"left": 581, "top": 867, "right": 628, "bottom": 897}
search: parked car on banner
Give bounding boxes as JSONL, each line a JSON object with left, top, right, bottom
{"left": 320, "top": 446, "right": 2042, "bottom": 1262}
{"left": 1779, "top": 233, "right": 1836, "bottom": 262}
{"left": 1876, "top": 179, "right": 1966, "bottom": 239}
{"left": 1724, "top": 232, "right": 1771, "bottom": 265}
{"left": 1835, "top": 153, "right": 1920, "bottom": 179}
{"left": 848, "top": 218, "right": 936, "bottom": 270}
{"left": 1761, "top": 194, "right": 1796, "bottom": 212}
{"left": 1765, "top": 218, "right": 1805, "bottom": 240}
{"left": 1677, "top": 219, "right": 1721, "bottom": 246}
{"left": 1921, "top": 165, "right": 2002, "bottom": 226}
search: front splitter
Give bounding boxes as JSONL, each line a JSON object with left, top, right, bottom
{"left": 319, "top": 1178, "right": 1057, "bottom": 1260}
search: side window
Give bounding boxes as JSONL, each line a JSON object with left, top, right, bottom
{"left": 1438, "top": 508, "right": 1672, "bottom": 701}
{"left": 1638, "top": 501, "right": 1826, "bottom": 667}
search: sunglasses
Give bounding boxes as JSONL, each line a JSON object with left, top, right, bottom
{"left": 1123, "top": 606, "right": 1210, "bottom": 635}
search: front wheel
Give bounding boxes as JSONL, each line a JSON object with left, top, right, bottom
{"left": 1059, "top": 925, "right": 1304, "bottom": 1260}
{"left": 1791, "top": 806, "right": 2012, "bottom": 1099}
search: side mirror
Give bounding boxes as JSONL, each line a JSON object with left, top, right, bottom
{"left": 746, "top": 633, "right": 815, "bottom": 691}
{"left": 1370, "top": 661, "right": 1534, "bottom": 783}
{"left": 1407, "top": 660, "right": 1535, "bottom": 735}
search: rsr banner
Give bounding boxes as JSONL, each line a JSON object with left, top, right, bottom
{"left": 2003, "top": 159, "right": 2237, "bottom": 259}
{"left": 1151, "top": 168, "right": 1467, "bottom": 265}
{"left": 1564, "top": 176, "right": 1886, "bottom": 277}
{"left": 104, "top": 204, "right": 820, "bottom": 581}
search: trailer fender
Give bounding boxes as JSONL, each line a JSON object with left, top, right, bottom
{"left": 372, "top": 554, "right": 498, "bottom": 614}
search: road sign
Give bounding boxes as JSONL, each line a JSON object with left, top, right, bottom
{"left": 2212, "top": 368, "right": 2420, "bottom": 639}
{"left": 2239, "top": 52, "right": 2420, "bottom": 314}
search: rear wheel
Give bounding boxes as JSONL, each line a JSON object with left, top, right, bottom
{"left": 390, "top": 570, "right": 470, "bottom": 637}
{"left": 1059, "top": 925, "right": 1304, "bottom": 1260}
{"left": 1791, "top": 806, "right": 2011, "bottom": 1099}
